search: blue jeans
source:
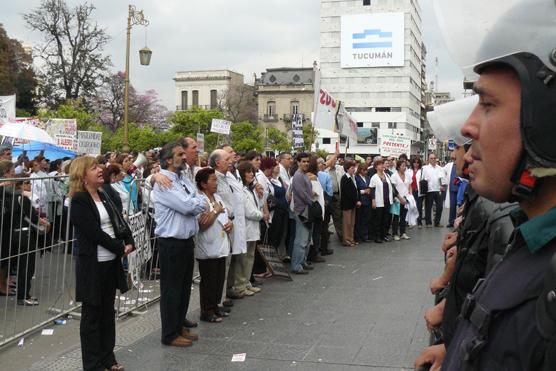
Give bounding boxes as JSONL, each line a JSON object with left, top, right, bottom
{"left": 291, "top": 215, "right": 313, "bottom": 272}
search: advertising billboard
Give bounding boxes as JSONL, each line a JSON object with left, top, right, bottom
{"left": 341, "top": 12, "right": 405, "bottom": 68}
{"left": 357, "top": 127, "right": 378, "bottom": 145}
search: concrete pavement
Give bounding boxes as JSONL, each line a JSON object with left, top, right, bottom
{"left": 8, "top": 222, "right": 446, "bottom": 371}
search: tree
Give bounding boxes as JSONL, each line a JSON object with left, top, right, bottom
{"left": 218, "top": 84, "right": 257, "bottom": 123}
{"left": 94, "top": 72, "right": 170, "bottom": 132}
{"left": 38, "top": 99, "right": 101, "bottom": 131}
{"left": 0, "top": 24, "right": 37, "bottom": 113}
{"left": 302, "top": 124, "right": 319, "bottom": 152}
{"left": 102, "top": 123, "right": 178, "bottom": 153}
{"left": 231, "top": 122, "right": 264, "bottom": 153}
{"left": 23, "top": 0, "right": 111, "bottom": 106}
{"left": 266, "top": 127, "right": 291, "bottom": 153}
{"left": 169, "top": 107, "right": 224, "bottom": 153}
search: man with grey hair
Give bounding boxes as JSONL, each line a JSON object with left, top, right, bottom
{"left": 324, "top": 154, "right": 344, "bottom": 241}
{"left": 0, "top": 144, "right": 13, "bottom": 162}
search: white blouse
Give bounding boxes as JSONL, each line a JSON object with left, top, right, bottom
{"left": 94, "top": 201, "right": 116, "bottom": 262}
{"left": 390, "top": 171, "right": 411, "bottom": 200}
{"left": 195, "top": 193, "right": 230, "bottom": 260}
{"left": 370, "top": 173, "right": 394, "bottom": 208}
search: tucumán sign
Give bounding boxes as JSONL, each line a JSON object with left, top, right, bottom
{"left": 352, "top": 51, "right": 393, "bottom": 60}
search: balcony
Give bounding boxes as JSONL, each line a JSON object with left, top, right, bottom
{"left": 263, "top": 114, "right": 279, "bottom": 122}
{"left": 175, "top": 104, "right": 218, "bottom": 112}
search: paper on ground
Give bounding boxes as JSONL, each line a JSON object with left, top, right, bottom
{"left": 41, "top": 329, "right": 54, "bottom": 335}
{"left": 231, "top": 353, "right": 246, "bottom": 362}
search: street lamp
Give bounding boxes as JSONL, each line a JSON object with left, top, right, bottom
{"left": 123, "top": 5, "right": 150, "bottom": 152}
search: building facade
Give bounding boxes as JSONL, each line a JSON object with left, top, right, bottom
{"left": 256, "top": 66, "right": 316, "bottom": 133}
{"left": 317, "top": 0, "right": 425, "bottom": 157}
{"left": 173, "top": 70, "right": 245, "bottom": 111}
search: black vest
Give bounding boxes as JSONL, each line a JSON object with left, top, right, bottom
{"left": 443, "top": 234, "right": 556, "bottom": 370}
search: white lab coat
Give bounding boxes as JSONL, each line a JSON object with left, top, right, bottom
{"left": 227, "top": 172, "right": 247, "bottom": 254}
{"left": 243, "top": 186, "right": 263, "bottom": 242}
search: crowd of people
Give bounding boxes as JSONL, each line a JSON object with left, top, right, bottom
{"left": 1, "top": 135, "right": 457, "bottom": 370}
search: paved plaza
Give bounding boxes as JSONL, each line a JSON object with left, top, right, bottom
{"left": 4, "top": 223, "right": 445, "bottom": 371}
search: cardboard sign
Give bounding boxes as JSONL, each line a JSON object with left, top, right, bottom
{"left": 126, "top": 212, "right": 152, "bottom": 288}
{"left": 255, "top": 244, "right": 292, "bottom": 281}
{"left": 196, "top": 132, "right": 205, "bottom": 153}
{"left": 0, "top": 95, "right": 16, "bottom": 123}
{"left": 77, "top": 131, "right": 102, "bottom": 155}
{"left": 380, "top": 133, "right": 411, "bottom": 158}
{"left": 46, "top": 119, "right": 77, "bottom": 151}
{"left": 210, "top": 119, "right": 232, "bottom": 135}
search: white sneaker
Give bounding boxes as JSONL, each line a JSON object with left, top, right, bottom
{"left": 393, "top": 235, "right": 400, "bottom": 241}
{"left": 401, "top": 233, "right": 411, "bottom": 240}
{"left": 247, "top": 286, "right": 261, "bottom": 293}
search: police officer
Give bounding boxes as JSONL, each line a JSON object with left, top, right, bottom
{"left": 433, "top": 0, "right": 556, "bottom": 369}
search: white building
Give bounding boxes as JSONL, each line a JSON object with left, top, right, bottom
{"left": 173, "top": 70, "right": 244, "bottom": 111}
{"left": 317, "top": 0, "right": 424, "bottom": 157}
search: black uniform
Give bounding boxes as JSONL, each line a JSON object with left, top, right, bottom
{"left": 443, "top": 207, "right": 556, "bottom": 370}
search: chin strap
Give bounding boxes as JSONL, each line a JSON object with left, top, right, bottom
{"left": 511, "top": 169, "right": 537, "bottom": 201}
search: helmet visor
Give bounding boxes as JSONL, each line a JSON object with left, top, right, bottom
{"left": 433, "top": 0, "right": 556, "bottom": 80}
{"left": 428, "top": 95, "right": 478, "bottom": 146}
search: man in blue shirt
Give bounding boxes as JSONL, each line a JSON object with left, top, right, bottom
{"left": 154, "top": 142, "right": 207, "bottom": 347}
{"left": 317, "top": 158, "right": 334, "bottom": 255}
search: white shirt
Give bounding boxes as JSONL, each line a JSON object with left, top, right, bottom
{"left": 94, "top": 201, "right": 116, "bottom": 262}
{"left": 422, "top": 164, "right": 446, "bottom": 193}
{"left": 390, "top": 171, "right": 411, "bottom": 200}
{"left": 243, "top": 185, "right": 263, "bottom": 242}
{"left": 195, "top": 193, "right": 230, "bottom": 259}
{"left": 30, "top": 171, "right": 49, "bottom": 212}
{"left": 370, "top": 173, "right": 394, "bottom": 208}
{"left": 111, "top": 182, "right": 130, "bottom": 215}
{"left": 279, "top": 163, "right": 291, "bottom": 189}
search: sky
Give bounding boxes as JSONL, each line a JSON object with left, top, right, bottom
{"left": 1, "top": 0, "right": 463, "bottom": 110}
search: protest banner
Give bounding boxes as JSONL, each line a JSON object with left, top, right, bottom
{"left": 46, "top": 119, "right": 77, "bottom": 151}
{"left": 313, "top": 88, "right": 339, "bottom": 132}
{"left": 256, "top": 244, "right": 292, "bottom": 280}
{"left": 379, "top": 133, "right": 411, "bottom": 158}
{"left": 77, "top": 131, "right": 102, "bottom": 155}
{"left": 0, "top": 95, "right": 16, "bottom": 123}
{"left": 210, "top": 119, "right": 232, "bottom": 135}
{"left": 337, "top": 102, "right": 358, "bottom": 143}
{"left": 291, "top": 114, "right": 304, "bottom": 149}
{"left": 126, "top": 212, "right": 152, "bottom": 288}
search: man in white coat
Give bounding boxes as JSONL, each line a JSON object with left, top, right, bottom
{"left": 219, "top": 145, "right": 248, "bottom": 299}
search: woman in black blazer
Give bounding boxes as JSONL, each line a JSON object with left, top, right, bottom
{"left": 69, "top": 157, "right": 134, "bottom": 371}
{"left": 340, "top": 160, "right": 361, "bottom": 246}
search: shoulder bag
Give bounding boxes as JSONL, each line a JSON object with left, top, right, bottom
{"left": 101, "top": 191, "right": 132, "bottom": 240}
{"left": 419, "top": 168, "right": 428, "bottom": 194}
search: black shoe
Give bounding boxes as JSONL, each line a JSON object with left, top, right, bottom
{"left": 302, "top": 263, "right": 314, "bottom": 271}
{"left": 310, "top": 255, "right": 326, "bottom": 263}
{"left": 321, "top": 249, "right": 334, "bottom": 256}
{"left": 292, "top": 269, "right": 309, "bottom": 275}
{"left": 374, "top": 239, "right": 383, "bottom": 244}
{"left": 183, "top": 318, "right": 198, "bottom": 328}
{"left": 218, "top": 306, "right": 232, "bottom": 313}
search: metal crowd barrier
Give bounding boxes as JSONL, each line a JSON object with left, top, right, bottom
{"left": 0, "top": 175, "right": 161, "bottom": 348}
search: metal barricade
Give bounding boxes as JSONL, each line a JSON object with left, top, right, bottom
{"left": 0, "top": 175, "right": 162, "bottom": 348}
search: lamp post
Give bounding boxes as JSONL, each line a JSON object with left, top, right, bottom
{"left": 123, "top": 5, "right": 150, "bottom": 152}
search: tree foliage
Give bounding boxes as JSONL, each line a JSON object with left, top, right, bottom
{"left": 218, "top": 84, "right": 257, "bottom": 123}
{"left": 38, "top": 99, "right": 100, "bottom": 131}
{"left": 93, "top": 72, "right": 170, "bottom": 132}
{"left": 302, "top": 124, "right": 318, "bottom": 152}
{"left": 23, "top": 0, "right": 111, "bottom": 107}
{"left": 0, "top": 24, "right": 37, "bottom": 113}
{"left": 266, "top": 127, "right": 290, "bottom": 153}
{"left": 231, "top": 122, "right": 264, "bottom": 153}
{"left": 168, "top": 107, "right": 224, "bottom": 153}
{"left": 102, "top": 123, "right": 178, "bottom": 153}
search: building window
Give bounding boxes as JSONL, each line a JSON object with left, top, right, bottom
{"left": 267, "top": 101, "right": 276, "bottom": 116}
{"left": 181, "top": 91, "right": 188, "bottom": 110}
{"left": 357, "top": 122, "right": 363, "bottom": 128}
{"left": 210, "top": 90, "right": 217, "bottom": 110}
{"left": 388, "top": 122, "right": 397, "bottom": 129}
{"left": 376, "top": 107, "right": 391, "bottom": 112}
{"left": 291, "top": 100, "right": 299, "bottom": 115}
{"left": 323, "top": 138, "right": 331, "bottom": 144}
{"left": 363, "top": 0, "right": 371, "bottom": 5}
{"left": 391, "top": 107, "right": 402, "bottom": 112}
{"left": 372, "top": 122, "right": 380, "bottom": 128}
{"left": 192, "top": 90, "right": 199, "bottom": 107}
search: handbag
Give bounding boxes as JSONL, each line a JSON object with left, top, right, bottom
{"left": 101, "top": 191, "right": 132, "bottom": 240}
{"left": 308, "top": 201, "right": 322, "bottom": 221}
{"left": 389, "top": 200, "right": 401, "bottom": 216}
{"left": 418, "top": 168, "right": 428, "bottom": 194}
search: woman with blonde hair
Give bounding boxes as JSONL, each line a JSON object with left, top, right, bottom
{"left": 69, "top": 156, "right": 135, "bottom": 371}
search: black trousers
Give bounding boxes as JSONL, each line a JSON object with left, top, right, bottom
{"left": 373, "top": 207, "right": 391, "bottom": 239}
{"left": 158, "top": 237, "right": 194, "bottom": 345}
{"left": 392, "top": 206, "right": 408, "bottom": 236}
{"left": 13, "top": 234, "right": 37, "bottom": 300}
{"left": 308, "top": 216, "right": 323, "bottom": 261}
{"left": 425, "top": 191, "right": 443, "bottom": 225}
{"left": 197, "top": 257, "right": 226, "bottom": 315}
{"left": 355, "top": 205, "right": 371, "bottom": 241}
{"left": 81, "top": 260, "right": 118, "bottom": 371}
